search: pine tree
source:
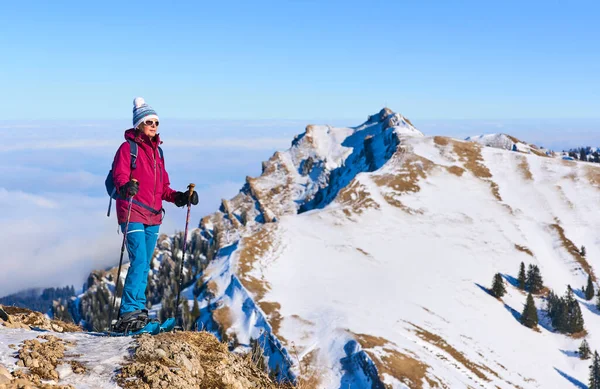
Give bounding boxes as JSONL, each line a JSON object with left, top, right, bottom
{"left": 586, "top": 275, "right": 595, "bottom": 301}
{"left": 565, "top": 287, "right": 585, "bottom": 333}
{"left": 590, "top": 351, "right": 600, "bottom": 389}
{"left": 520, "top": 293, "right": 538, "bottom": 328}
{"left": 580, "top": 148, "right": 588, "bottom": 162}
{"left": 491, "top": 273, "right": 506, "bottom": 298}
{"left": 546, "top": 290, "right": 559, "bottom": 318}
{"left": 526, "top": 264, "right": 544, "bottom": 294}
{"left": 518, "top": 262, "right": 526, "bottom": 290}
{"left": 581, "top": 245, "right": 587, "bottom": 257}
{"left": 580, "top": 339, "right": 592, "bottom": 360}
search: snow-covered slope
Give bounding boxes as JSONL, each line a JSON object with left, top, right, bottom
{"left": 192, "top": 111, "right": 600, "bottom": 388}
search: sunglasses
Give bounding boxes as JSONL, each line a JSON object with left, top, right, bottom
{"left": 144, "top": 120, "right": 160, "bottom": 127}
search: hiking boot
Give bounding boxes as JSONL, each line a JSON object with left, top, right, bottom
{"left": 111, "top": 310, "right": 150, "bottom": 333}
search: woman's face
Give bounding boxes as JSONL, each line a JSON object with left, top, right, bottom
{"left": 139, "top": 119, "right": 159, "bottom": 139}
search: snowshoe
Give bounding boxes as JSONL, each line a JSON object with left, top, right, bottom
{"left": 105, "top": 320, "right": 160, "bottom": 337}
{"left": 159, "top": 317, "right": 176, "bottom": 333}
{"left": 111, "top": 309, "right": 155, "bottom": 334}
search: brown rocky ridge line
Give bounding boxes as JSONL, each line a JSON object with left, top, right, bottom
{"left": 118, "top": 331, "right": 283, "bottom": 389}
{"left": 0, "top": 305, "right": 82, "bottom": 333}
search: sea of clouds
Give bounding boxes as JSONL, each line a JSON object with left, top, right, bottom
{"left": 0, "top": 116, "right": 598, "bottom": 297}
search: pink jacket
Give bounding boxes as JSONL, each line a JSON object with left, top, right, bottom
{"left": 113, "top": 129, "right": 177, "bottom": 225}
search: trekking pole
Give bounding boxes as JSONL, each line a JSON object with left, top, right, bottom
{"left": 108, "top": 179, "right": 137, "bottom": 331}
{"left": 175, "top": 183, "right": 195, "bottom": 327}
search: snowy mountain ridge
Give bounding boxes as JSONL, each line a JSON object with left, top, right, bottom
{"left": 189, "top": 110, "right": 600, "bottom": 388}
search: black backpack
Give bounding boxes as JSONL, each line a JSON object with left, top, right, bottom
{"left": 105, "top": 139, "right": 164, "bottom": 217}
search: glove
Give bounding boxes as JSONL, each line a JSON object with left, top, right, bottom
{"left": 174, "top": 190, "right": 199, "bottom": 207}
{"left": 119, "top": 180, "right": 139, "bottom": 198}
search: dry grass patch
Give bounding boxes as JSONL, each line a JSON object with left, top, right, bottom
{"left": 549, "top": 221, "right": 595, "bottom": 282}
{"left": 213, "top": 306, "right": 233, "bottom": 334}
{"left": 505, "top": 134, "right": 522, "bottom": 145}
{"left": 446, "top": 165, "right": 465, "bottom": 176}
{"left": 585, "top": 166, "right": 600, "bottom": 188}
{"left": 569, "top": 330, "right": 588, "bottom": 339}
{"left": 381, "top": 194, "right": 424, "bottom": 215}
{"left": 410, "top": 324, "right": 499, "bottom": 383}
{"left": 352, "top": 333, "right": 442, "bottom": 389}
{"left": 238, "top": 226, "right": 277, "bottom": 301}
{"left": 433, "top": 136, "right": 449, "bottom": 146}
{"left": 449, "top": 139, "right": 507, "bottom": 203}
{"left": 452, "top": 140, "right": 492, "bottom": 179}
{"left": 290, "top": 315, "right": 315, "bottom": 326}
{"left": 337, "top": 179, "right": 380, "bottom": 215}
{"left": 372, "top": 349, "right": 443, "bottom": 389}
{"left": 206, "top": 279, "right": 219, "bottom": 297}
{"left": 555, "top": 185, "right": 574, "bottom": 208}
{"left": 530, "top": 149, "right": 548, "bottom": 158}
{"left": 372, "top": 154, "right": 434, "bottom": 194}
{"left": 237, "top": 226, "right": 286, "bottom": 339}
{"left": 489, "top": 181, "right": 502, "bottom": 202}
{"left": 354, "top": 333, "right": 388, "bottom": 348}
{"left": 517, "top": 156, "right": 533, "bottom": 180}
{"left": 356, "top": 248, "right": 370, "bottom": 257}
{"left": 258, "top": 301, "right": 283, "bottom": 338}
{"left": 514, "top": 244, "right": 534, "bottom": 257}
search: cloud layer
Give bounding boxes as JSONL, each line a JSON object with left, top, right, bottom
{"left": 0, "top": 119, "right": 309, "bottom": 297}
{"left": 1, "top": 117, "right": 598, "bottom": 297}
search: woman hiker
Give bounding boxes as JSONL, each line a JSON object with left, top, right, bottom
{"left": 111, "top": 97, "right": 198, "bottom": 333}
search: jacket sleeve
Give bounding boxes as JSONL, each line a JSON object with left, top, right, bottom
{"left": 161, "top": 159, "right": 178, "bottom": 203}
{"left": 112, "top": 142, "right": 131, "bottom": 193}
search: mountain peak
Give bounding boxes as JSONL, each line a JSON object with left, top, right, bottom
{"left": 199, "top": 108, "right": 423, "bottom": 242}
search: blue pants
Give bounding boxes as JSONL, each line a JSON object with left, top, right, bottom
{"left": 119, "top": 222, "right": 160, "bottom": 315}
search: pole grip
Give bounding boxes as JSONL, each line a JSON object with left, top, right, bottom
{"left": 187, "top": 183, "right": 195, "bottom": 203}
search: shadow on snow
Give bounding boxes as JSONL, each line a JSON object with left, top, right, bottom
{"left": 554, "top": 368, "right": 587, "bottom": 389}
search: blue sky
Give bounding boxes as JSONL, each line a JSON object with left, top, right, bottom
{"left": 1, "top": 0, "right": 598, "bottom": 120}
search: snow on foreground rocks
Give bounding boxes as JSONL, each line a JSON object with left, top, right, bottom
{"left": 0, "top": 306, "right": 280, "bottom": 389}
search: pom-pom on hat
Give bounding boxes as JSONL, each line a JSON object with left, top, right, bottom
{"left": 132, "top": 97, "right": 159, "bottom": 129}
